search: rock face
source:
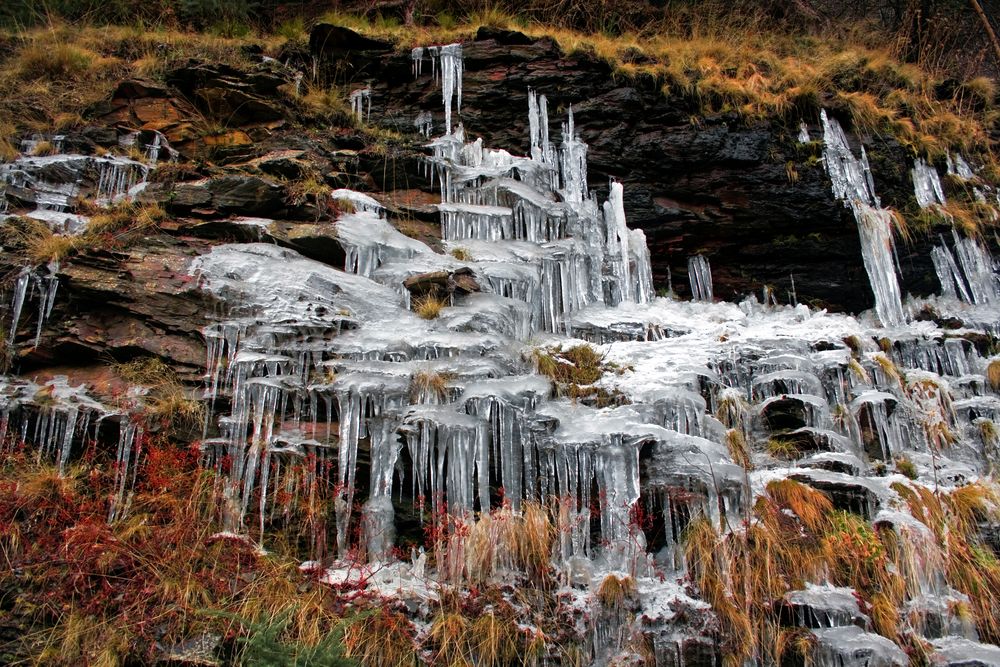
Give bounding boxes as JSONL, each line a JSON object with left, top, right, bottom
{"left": 17, "top": 238, "right": 213, "bottom": 381}
{"left": 309, "top": 24, "right": 947, "bottom": 312}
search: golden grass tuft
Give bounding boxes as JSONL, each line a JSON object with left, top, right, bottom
{"left": 848, "top": 357, "right": 871, "bottom": 384}
{"left": 430, "top": 612, "right": 472, "bottom": 666}
{"left": 596, "top": 573, "right": 638, "bottom": 610}
{"left": 344, "top": 609, "right": 416, "bottom": 667}
{"left": 766, "top": 479, "right": 833, "bottom": 534}
{"left": 30, "top": 140, "right": 57, "bottom": 156}
{"left": 114, "top": 357, "right": 205, "bottom": 432}
{"left": 725, "top": 428, "right": 752, "bottom": 470}
{"left": 471, "top": 612, "right": 522, "bottom": 666}
{"left": 413, "top": 293, "right": 448, "bottom": 319}
{"left": 766, "top": 437, "right": 800, "bottom": 460}
{"left": 16, "top": 43, "right": 98, "bottom": 80}
{"left": 409, "top": 370, "right": 451, "bottom": 403}
{"left": 450, "top": 247, "right": 473, "bottom": 261}
{"left": 873, "top": 353, "right": 901, "bottom": 386}
{"left": 894, "top": 456, "right": 918, "bottom": 480}
{"left": 534, "top": 344, "right": 604, "bottom": 386}
{"left": 988, "top": 360, "right": 1000, "bottom": 390}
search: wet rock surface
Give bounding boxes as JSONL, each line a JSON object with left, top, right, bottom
{"left": 306, "top": 25, "right": 951, "bottom": 313}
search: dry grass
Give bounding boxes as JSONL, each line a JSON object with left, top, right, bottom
{"left": 725, "top": 428, "right": 752, "bottom": 470}
{"left": 0, "top": 24, "right": 264, "bottom": 136}
{"left": 114, "top": 357, "right": 204, "bottom": 433}
{"left": 344, "top": 609, "right": 416, "bottom": 667}
{"left": 894, "top": 457, "right": 918, "bottom": 479}
{"left": 988, "top": 359, "right": 1000, "bottom": 390}
{"left": 318, "top": 8, "right": 996, "bottom": 158}
{"left": 409, "top": 370, "right": 451, "bottom": 403}
{"left": 596, "top": 573, "right": 638, "bottom": 611}
{"left": 29, "top": 140, "right": 57, "bottom": 156}
{"left": 450, "top": 247, "right": 473, "bottom": 261}
{"left": 413, "top": 293, "right": 448, "bottom": 319}
{"left": 533, "top": 344, "right": 604, "bottom": 386}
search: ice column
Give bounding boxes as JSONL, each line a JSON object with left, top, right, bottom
{"left": 604, "top": 182, "right": 633, "bottom": 303}
{"left": 440, "top": 44, "right": 463, "bottom": 134}
{"left": 821, "top": 110, "right": 905, "bottom": 327}
{"left": 350, "top": 87, "right": 371, "bottom": 123}
{"left": 688, "top": 255, "right": 713, "bottom": 302}
{"left": 911, "top": 158, "right": 946, "bottom": 209}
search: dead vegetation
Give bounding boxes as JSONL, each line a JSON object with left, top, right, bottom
{"left": 114, "top": 356, "right": 205, "bottom": 434}
{"left": 684, "top": 477, "right": 1000, "bottom": 664}
{"left": 0, "top": 201, "right": 169, "bottom": 268}
{"left": 318, "top": 7, "right": 998, "bottom": 161}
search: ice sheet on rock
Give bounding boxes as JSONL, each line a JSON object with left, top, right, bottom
{"left": 912, "top": 158, "right": 947, "bottom": 208}
{"left": 191, "top": 243, "right": 405, "bottom": 323}
{"left": 946, "top": 153, "right": 976, "bottom": 181}
{"left": 784, "top": 583, "right": 865, "bottom": 628}
{"left": 24, "top": 209, "right": 88, "bottom": 235}
{"left": 930, "top": 636, "right": 1000, "bottom": 666}
{"left": 414, "top": 110, "right": 433, "bottom": 138}
{"left": 337, "top": 211, "right": 432, "bottom": 277}
{"left": 331, "top": 188, "right": 384, "bottom": 216}
{"left": 798, "top": 121, "right": 811, "bottom": 143}
{"left": 443, "top": 292, "right": 533, "bottom": 341}
{"left": 812, "top": 626, "right": 907, "bottom": 667}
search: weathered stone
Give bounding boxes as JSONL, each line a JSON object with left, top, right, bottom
{"left": 403, "top": 268, "right": 481, "bottom": 299}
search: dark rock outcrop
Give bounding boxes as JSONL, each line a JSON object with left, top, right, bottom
{"left": 310, "top": 26, "right": 954, "bottom": 314}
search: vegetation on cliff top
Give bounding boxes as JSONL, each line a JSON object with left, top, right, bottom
{"left": 0, "top": 1, "right": 997, "bottom": 165}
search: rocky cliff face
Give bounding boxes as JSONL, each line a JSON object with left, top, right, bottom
{"left": 310, "top": 24, "right": 943, "bottom": 312}
{"left": 3, "top": 23, "right": 951, "bottom": 376}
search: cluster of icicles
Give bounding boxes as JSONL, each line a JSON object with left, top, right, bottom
{"left": 1, "top": 130, "right": 172, "bottom": 520}
{"left": 2, "top": 39, "right": 1000, "bottom": 667}
{"left": 1, "top": 130, "right": 173, "bottom": 351}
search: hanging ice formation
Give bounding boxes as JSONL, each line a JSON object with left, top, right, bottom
{"left": 349, "top": 86, "right": 371, "bottom": 123}
{"left": 7, "top": 37, "right": 1000, "bottom": 667}
{"left": 911, "top": 158, "right": 947, "bottom": 209}
{"left": 908, "top": 157, "right": 1000, "bottom": 306}
{"left": 821, "top": 110, "right": 906, "bottom": 327}
{"left": 414, "top": 110, "right": 433, "bottom": 137}
{"left": 412, "top": 43, "right": 463, "bottom": 133}
{"left": 187, "top": 56, "right": 662, "bottom": 569}
{"left": 688, "top": 256, "right": 713, "bottom": 302}
{"left": 931, "top": 230, "right": 999, "bottom": 306}
{"left": 425, "top": 88, "right": 654, "bottom": 332}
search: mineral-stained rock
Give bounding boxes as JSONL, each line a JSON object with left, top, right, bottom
{"left": 14, "top": 239, "right": 214, "bottom": 382}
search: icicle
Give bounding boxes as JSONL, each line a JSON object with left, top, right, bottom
{"left": 439, "top": 43, "right": 463, "bottom": 134}
{"left": 688, "top": 256, "right": 713, "bottom": 302}
{"left": 821, "top": 110, "right": 905, "bottom": 327}
{"left": 7, "top": 268, "right": 30, "bottom": 345}
{"left": 559, "top": 106, "right": 589, "bottom": 202}
{"left": 911, "top": 158, "right": 946, "bottom": 208}
{"left": 932, "top": 242, "right": 973, "bottom": 303}
{"left": 603, "top": 181, "right": 632, "bottom": 303}
{"left": 798, "top": 121, "right": 811, "bottom": 143}
{"left": 952, "top": 229, "right": 998, "bottom": 304}
{"left": 349, "top": 87, "right": 372, "bottom": 123}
